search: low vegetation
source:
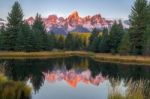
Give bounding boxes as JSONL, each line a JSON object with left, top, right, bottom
{"left": 0, "top": 74, "right": 31, "bottom": 99}
{"left": 109, "top": 79, "right": 149, "bottom": 99}
{"left": 0, "top": 51, "right": 150, "bottom": 65}
{"left": 109, "top": 91, "right": 144, "bottom": 99}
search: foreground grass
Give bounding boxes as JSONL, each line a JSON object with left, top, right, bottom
{"left": 0, "top": 74, "right": 32, "bottom": 99}
{"left": 108, "top": 79, "right": 148, "bottom": 99}
{"left": 0, "top": 51, "right": 150, "bottom": 65}
{"left": 109, "top": 91, "right": 144, "bottom": 99}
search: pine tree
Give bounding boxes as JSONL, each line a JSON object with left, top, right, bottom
{"left": 32, "top": 14, "right": 48, "bottom": 51}
{"left": 0, "top": 27, "right": 11, "bottom": 50}
{"left": 57, "top": 35, "right": 65, "bottom": 50}
{"left": 6, "top": 1, "right": 24, "bottom": 50}
{"left": 109, "top": 21, "right": 124, "bottom": 54}
{"left": 88, "top": 28, "right": 100, "bottom": 52}
{"left": 99, "top": 28, "right": 109, "bottom": 53}
{"left": 47, "top": 33, "right": 57, "bottom": 50}
{"left": 65, "top": 33, "right": 73, "bottom": 50}
{"left": 143, "top": 25, "right": 150, "bottom": 55}
{"left": 16, "top": 23, "right": 36, "bottom": 52}
{"left": 118, "top": 32, "right": 131, "bottom": 55}
{"left": 0, "top": 25, "right": 5, "bottom": 50}
{"left": 65, "top": 33, "right": 83, "bottom": 50}
{"left": 74, "top": 35, "right": 83, "bottom": 50}
{"left": 142, "top": 3, "right": 150, "bottom": 56}
{"left": 129, "top": 0, "right": 149, "bottom": 55}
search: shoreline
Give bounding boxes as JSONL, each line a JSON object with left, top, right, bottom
{"left": 0, "top": 51, "right": 150, "bottom": 66}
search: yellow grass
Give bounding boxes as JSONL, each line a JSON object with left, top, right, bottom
{"left": 0, "top": 51, "right": 74, "bottom": 58}
{"left": 92, "top": 53, "right": 150, "bottom": 65}
{"left": 0, "top": 51, "right": 150, "bottom": 65}
{"left": 109, "top": 79, "right": 147, "bottom": 99}
{"left": 0, "top": 74, "right": 32, "bottom": 99}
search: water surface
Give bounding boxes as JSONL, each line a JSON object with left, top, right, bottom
{"left": 0, "top": 56, "right": 149, "bottom": 99}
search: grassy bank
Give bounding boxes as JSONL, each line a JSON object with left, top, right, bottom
{"left": 92, "top": 53, "right": 150, "bottom": 65}
{"left": 0, "top": 51, "right": 150, "bottom": 65}
{"left": 0, "top": 51, "right": 75, "bottom": 59}
{"left": 0, "top": 74, "right": 31, "bottom": 99}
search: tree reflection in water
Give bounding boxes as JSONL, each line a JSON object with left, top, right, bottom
{"left": 0, "top": 63, "right": 32, "bottom": 99}
{"left": 0, "top": 56, "right": 149, "bottom": 99}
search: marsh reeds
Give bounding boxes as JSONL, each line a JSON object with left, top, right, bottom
{"left": 0, "top": 74, "right": 32, "bottom": 99}
{"left": 109, "top": 79, "right": 150, "bottom": 99}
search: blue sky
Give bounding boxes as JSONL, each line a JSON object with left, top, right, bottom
{"left": 0, "top": 0, "right": 134, "bottom": 20}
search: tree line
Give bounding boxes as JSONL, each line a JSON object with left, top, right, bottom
{"left": 87, "top": 0, "right": 150, "bottom": 55}
{"left": 0, "top": 0, "right": 150, "bottom": 55}
{"left": 0, "top": 1, "right": 87, "bottom": 52}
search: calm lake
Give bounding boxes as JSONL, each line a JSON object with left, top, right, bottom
{"left": 0, "top": 56, "right": 150, "bottom": 99}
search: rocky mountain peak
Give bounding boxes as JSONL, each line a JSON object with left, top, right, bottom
{"left": 68, "top": 11, "right": 80, "bottom": 20}
{"left": 25, "top": 11, "right": 129, "bottom": 34}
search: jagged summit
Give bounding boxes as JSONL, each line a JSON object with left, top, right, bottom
{"left": 68, "top": 11, "right": 79, "bottom": 19}
{"left": 25, "top": 11, "right": 129, "bottom": 34}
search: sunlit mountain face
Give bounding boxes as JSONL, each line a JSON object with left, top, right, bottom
{"left": 0, "top": 11, "right": 130, "bottom": 34}
{"left": 26, "top": 11, "right": 129, "bottom": 34}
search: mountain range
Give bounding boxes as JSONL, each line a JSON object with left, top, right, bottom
{"left": 0, "top": 11, "right": 130, "bottom": 34}
{"left": 26, "top": 11, "right": 130, "bottom": 34}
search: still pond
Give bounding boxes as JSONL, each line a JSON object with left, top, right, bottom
{"left": 0, "top": 56, "right": 149, "bottom": 99}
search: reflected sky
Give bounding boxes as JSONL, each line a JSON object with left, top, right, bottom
{"left": 30, "top": 69, "right": 127, "bottom": 99}
{"left": 32, "top": 79, "right": 110, "bottom": 99}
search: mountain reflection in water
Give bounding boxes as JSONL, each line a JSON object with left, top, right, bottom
{"left": 0, "top": 56, "right": 149, "bottom": 99}
{"left": 43, "top": 70, "right": 105, "bottom": 88}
